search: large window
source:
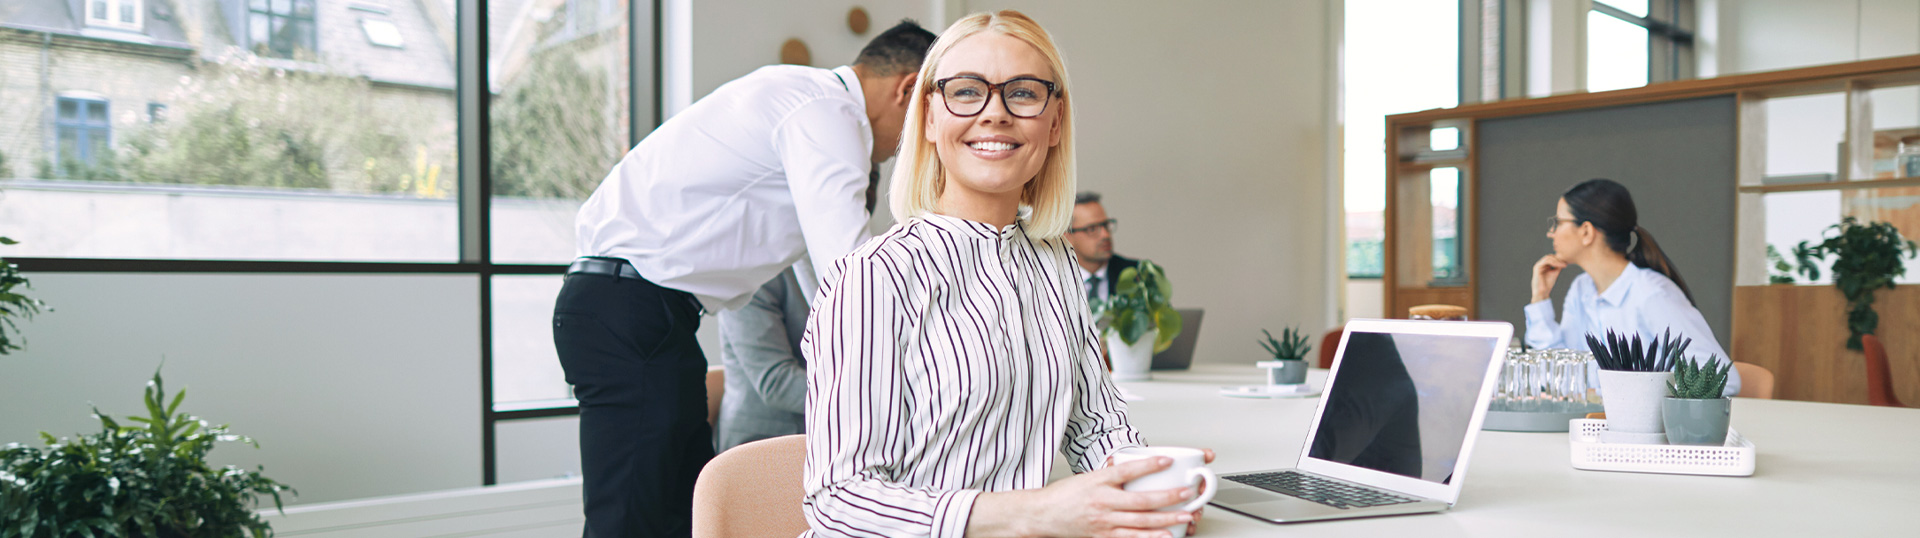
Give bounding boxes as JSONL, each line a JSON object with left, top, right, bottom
{"left": 5, "top": 0, "right": 662, "bottom": 486}
{"left": 1587, "top": 0, "right": 1693, "bottom": 92}
{"left": 249, "top": 0, "right": 317, "bottom": 59}
{"left": 5, "top": 0, "right": 457, "bottom": 262}
{"left": 1345, "top": 0, "right": 1460, "bottom": 279}
{"left": 485, "top": 0, "right": 640, "bottom": 412}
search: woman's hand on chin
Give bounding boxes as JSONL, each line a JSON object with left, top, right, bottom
{"left": 1531, "top": 254, "right": 1568, "bottom": 303}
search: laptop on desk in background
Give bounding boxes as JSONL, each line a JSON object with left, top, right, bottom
{"left": 1208, "top": 318, "right": 1512, "bottom": 523}
{"left": 1150, "top": 308, "right": 1204, "bottom": 370}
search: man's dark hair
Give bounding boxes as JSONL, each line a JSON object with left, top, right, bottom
{"left": 1075, "top": 191, "right": 1102, "bottom": 205}
{"left": 855, "top": 20, "right": 938, "bottom": 77}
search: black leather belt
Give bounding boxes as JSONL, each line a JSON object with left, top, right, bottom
{"left": 568, "top": 257, "right": 646, "bottom": 280}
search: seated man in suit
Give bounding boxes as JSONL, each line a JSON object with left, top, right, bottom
{"left": 715, "top": 171, "right": 881, "bottom": 452}
{"left": 1066, "top": 191, "right": 1152, "bottom": 302}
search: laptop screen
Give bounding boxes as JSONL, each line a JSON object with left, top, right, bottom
{"left": 1305, "top": 330, "right": 1500, "bottom": 484}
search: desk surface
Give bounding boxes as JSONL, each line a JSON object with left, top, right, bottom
{"left": 1118, "top": 365, "right": 1920, "bottom": 537}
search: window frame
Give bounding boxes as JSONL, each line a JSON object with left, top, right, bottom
{"left": 248, "top": 0, "right": 319, "bottom": 59}
{"left": 85, "top": 0, "right": 144, "bottom": 31}
{"left": 11, "top": 0, "right": 664, "bottom": 486}
{"left": 53, "top": 96, "right": 112, "bottom": 175}
{"left": 1591, "top": 0, "right": 1695, "bottom": 86}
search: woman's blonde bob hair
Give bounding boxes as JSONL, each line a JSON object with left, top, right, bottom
{"left": 887, "top": 10, "right": 1076, "bottom": 238}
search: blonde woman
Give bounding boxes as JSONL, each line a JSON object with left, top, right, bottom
{"left": 801, "top": 10, "right": 1213, "bottom": 538}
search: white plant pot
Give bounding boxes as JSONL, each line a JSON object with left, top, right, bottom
{"left": 1108, "top": 329, "right": 1158, "bottom": 382}
{"left": 1598, "top": 370, "right": 1673, "bottom": 436}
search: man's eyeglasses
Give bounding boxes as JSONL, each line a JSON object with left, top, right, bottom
{"left": 1547, "top": 217, "right": 1578, "bottom": 233}
{"left": 1067, "top": 218, "right": 1118, "bottom": 235}
{"left": 934, "top": 75, "right": 1058, "bottom": 118}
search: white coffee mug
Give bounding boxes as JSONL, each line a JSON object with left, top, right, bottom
{"left": 1111, "top": 446, "right": 1218, "bottom": 538}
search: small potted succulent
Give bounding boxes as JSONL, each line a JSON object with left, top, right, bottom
{"left": 1664, "top": 357, "right": 1733, "bottom": 446}
{"left": 1257, "top": 328, "right": 1311, "bottom": 385}
{"left": 1586, "top": 329, "right": 1687, "bottom": 444}
{"left": 1091, "top": 259, "right": 1181, "bottom": 382}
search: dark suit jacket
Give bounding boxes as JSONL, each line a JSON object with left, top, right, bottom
{"left": 1104, "top": 254, "right": 1139, "bottom": 297}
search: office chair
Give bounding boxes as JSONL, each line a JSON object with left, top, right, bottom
{"left": 1864, "top": 334, "right": 1906, "bottom": 407}
{"left": 1732, "top": 361, "right": 1774, "bottom": 399}
{"left": 692, "top": 434, "right": 809, "bottom": 538}
{"left": 706, "top": 365, "right": 725, "bottom": 426}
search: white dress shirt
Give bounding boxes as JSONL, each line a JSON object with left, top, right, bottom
{"left": 1077, "top": 263, "right": 1110, "bottom": 303}
{"left": 800, "top": 213, "right": 1145, "bottom": 538}
{"left": 1524, "top": 263, "right": 1741, "bottom": 396}
{"left": 575, "top": 64, "right": 875, "bottom": 311}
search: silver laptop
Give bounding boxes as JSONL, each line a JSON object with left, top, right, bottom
{"left": 1208, "top": 319, "right": 1512, "bottom": 523}
{"left": 1150, "top": 308, "right": 1204, "bottom": 370}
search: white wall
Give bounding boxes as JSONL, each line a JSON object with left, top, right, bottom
{"left": 1704, "top": 0, "right": 1920, "bottom": 78}
{"left": 687, "top": 0, "right": 939, "bottom": 100}
{"left": 0, "top": 273, "right": 482, "bottom": 505}
{"left": 957, "top": 0, "right": 1337, "bottom": 363}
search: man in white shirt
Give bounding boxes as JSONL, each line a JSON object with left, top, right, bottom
{"left": 1065, "top": 191, "right": 1142, "bottom": 304}
{"left": 553, "top": 22, "right": 936, "bottom": 538}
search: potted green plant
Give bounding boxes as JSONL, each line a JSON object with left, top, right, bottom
{"left": 1091, "top": 259, "right": 1181, "bottom": 381}
{"left": 0, "top": 369, "right": 292, "bottom": 537}
{"left": 0, "top": 236, "right": 49, "bottom": 355}
{"left": 1586, "top": 329, "right": 1687, "bottom": 444}
{"left": 1793, "top": 217, "right": 1918, "bottom": 350}
{"left": 1766, "top": 244, "right": 1797, "bottom": 285}
{"left": 1664, "top": 356, "right": 1733, "bottom": 446}
{"left": 1257, "top": 328, "right": 1311, "bottom": 385}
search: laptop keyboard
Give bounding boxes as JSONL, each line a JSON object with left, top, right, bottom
{"left": 1225, "top": 471, "right": 1420, "bottom": 510}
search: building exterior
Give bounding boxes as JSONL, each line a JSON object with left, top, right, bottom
{"left": 0, "top": 0, "right": 457, "bottom": 182}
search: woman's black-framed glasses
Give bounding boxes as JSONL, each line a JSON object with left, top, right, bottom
{"left": 934, "top": 75, "right": 1058, "bottom": 118}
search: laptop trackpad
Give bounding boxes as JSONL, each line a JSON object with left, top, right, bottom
{"left": 1214, "top": 489, "right": 1280, "bottom": 504}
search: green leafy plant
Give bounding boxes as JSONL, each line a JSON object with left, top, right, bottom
{"left": 1091, "top": 259, "right": 1182, "bottom": 353}
{"left": 1, "top": 368, "right": 292, "bottom": 537}
{"left": 0, "top": 236, "right": 48, "bottom": 355}
{"left": 1586, "top": 328, "right": 1689, "bottom": 372}
{"left": 1766, "top": 244, "right": 1797, "bottom": 284}
{"left": 1793, "top": 217, "right": 1919, "bottom": 350}
{"left": 1258, "top": 327, "right": 1311, "bottom": 361}
{"left": 1667, "top": 356, "right": 1732, "bottom": 400}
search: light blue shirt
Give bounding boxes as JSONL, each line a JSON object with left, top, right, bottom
{"left": 1524, "top": 263, "right": 1741, "bottom": 397}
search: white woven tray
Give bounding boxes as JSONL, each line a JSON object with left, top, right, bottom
{"left": 1568, "top": 419, "right": 1755, "bottom": 477}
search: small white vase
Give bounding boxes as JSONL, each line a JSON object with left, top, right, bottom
{"left": 1108, "top": 329, "right": 1158, "bottom": 382}
{"left": 1598, "top": 370, "right": 1673, "bottom": 435}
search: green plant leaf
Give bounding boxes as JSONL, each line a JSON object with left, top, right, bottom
{"left": 1151, "top": 304, "right": 1182, "bottom": 353}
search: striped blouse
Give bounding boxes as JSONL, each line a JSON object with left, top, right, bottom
{"left": 800, "top": 212, "right": 1146, "bottom": 538}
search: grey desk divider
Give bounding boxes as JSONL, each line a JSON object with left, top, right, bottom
{"left": 1474, "top": 96, "right": 1737, "bottom": 347}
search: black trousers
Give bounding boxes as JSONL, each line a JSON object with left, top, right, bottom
{"left": 553, "top": 272, "right": 713, "bottom": 538}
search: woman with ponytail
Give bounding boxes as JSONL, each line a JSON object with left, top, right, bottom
{"left": 1527, "top": 178, "right": 1740, "bottom": 397}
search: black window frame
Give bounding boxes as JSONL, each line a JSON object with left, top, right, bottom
{"left": 13, "top": 0, "right": 664, "bottom": 486}
{"left": 248, "top": 0, "right": 319, "bottom": 59}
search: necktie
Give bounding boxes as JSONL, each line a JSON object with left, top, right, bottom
{"left": 1086, "top": 275, "right": 1101, "bottom": 303}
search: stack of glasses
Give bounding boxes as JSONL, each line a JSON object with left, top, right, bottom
{"left": 1482, "top": 348, "right": 1606, "bottom": 432}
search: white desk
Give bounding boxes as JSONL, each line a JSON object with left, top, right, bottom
{"left": 1117, "top": 365, "right": 1920, "bottom": 537}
